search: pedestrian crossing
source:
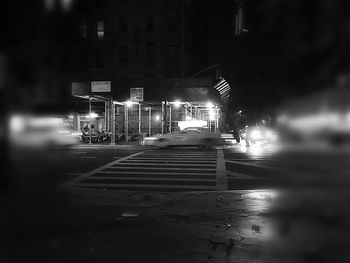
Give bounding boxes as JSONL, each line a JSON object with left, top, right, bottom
{"left": 64, "top": 148, "right": 226, "bottom": 192}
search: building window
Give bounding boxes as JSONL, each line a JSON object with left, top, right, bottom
{"left": 169, "top": 14, "right": 176, "bottom": 33}
{"left": 146, "top": 42, "right": 155, "bottom": 62}
{"left": 145, "top": 15, "right": 154, "bottom": 31}
{"left": 121, "top": 15, "right": 128, "bottom": 33}
{"left": 168, "top": 43, "right": 177, "bottom": 58}
{"left": 119, "top": 45, "right": 128, "bottom": 65}
{"left": 97, "top": 21, "right": 104, "bottom": 38}
{"left": 80, "top": 22, "right": 87, "bottom": 38}
{"left": 95, "top": 49, "right": 104, "bottom": 68}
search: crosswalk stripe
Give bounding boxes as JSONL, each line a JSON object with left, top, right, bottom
{"left": 64, "top": 148, "right": 222, "bottom": 192}
{"left": 94, "top": 171, "right": 216, "bottom": 177}
{"left": 72, "top": 183, "right": 217, "bottom": 190}
{"left": 62, "top": 150, "right": 150, "bottom": 187}
{"left": 216, "top": 149, "right": 228, "bottom": 190}
{"left": 116, "top": 162, "right": 216, "bottom": 167}
{"left": 106, "top": 166, "right": 216, "bottom": 171}
{"left": 81, "top": 176, "right": 217, "bottom": 183}
{"left": 123, "top": 159, "right": 216, "bottom": 163}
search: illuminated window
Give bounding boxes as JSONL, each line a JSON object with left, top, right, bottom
{"left": 80, "top": 22, "right": 87, "bottom": 38}
{"left": 97, "top": 21, "right": 104, "bottom": 38}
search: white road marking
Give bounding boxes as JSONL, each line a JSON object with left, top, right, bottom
{"left": 65, "top": 149, "right": 221, "bottom": 192}
{"left": 81, "top": 156, "right": 96, "bottom": 159}
{"left": 84, "top": 176, "right": 216, "bottom": 183}
{"left": 216, "top": 149, "right": 228, "bottom": 191}
{"left": 96, "top": 171, "right": 216, "bottom": 177}
{"left": 72, "top": 183, "right": 217, "bottom": 191}
{"left": 115, "top": 162, "right": 216, "bottom": 167}
{"left": 226, "top": 171, "right": 255, "bottom": 179}
{"left": 106, "top": 166, "right": 216, "bottom": 171}
{"left": 62, "top": 150, "right": 149, "bottom": 187}
{"left": 225, "top": 159, "right": 280, "bottom": 171}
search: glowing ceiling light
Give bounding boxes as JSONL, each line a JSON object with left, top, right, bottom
{"left": 125, "top": 101, "right": 133, "bottom": 107}
{"left": 173, "top": 100, "right": 181, "bottom": 108}
{"left": 206, "top": 102, "right": 213, "bottom": 108}
{"left": 90, "top": 112, "right": 98, "bottom": 118}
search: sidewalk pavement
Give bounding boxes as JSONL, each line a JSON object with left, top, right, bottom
{"left": 2, "top": 186, "right": 350, "bottom": 263}
{"left": 73, "top": 141, "right": 143, "bottom": 149}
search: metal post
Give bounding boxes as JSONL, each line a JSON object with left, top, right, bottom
{"left": 216, "top": 108, "right": 219, "bottom": 132}
{"left": 138, "top": 103, "right": 141, "bottom": 134}
{"left": 110, "top": 101, "right": 115, "bottom": 144}
{"left": 148, "top": 105, "right": 151, "bottom": 136}
{"left": 89, "top": 96, "right": 92, "bottom": 144}
{"left": 161, "top": 101, "right": 165, "bottom": 134}
{"left": 169, "top": 104, "right": 172, "bottom": 134}
{"left": 125, "top": 104, "right": 129, "bottom": 142}
{"left": 104, "top": 101, "right": 107, "bottom": 131}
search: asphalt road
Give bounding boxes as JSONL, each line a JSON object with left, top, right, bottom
{"left": 10, "top": 141, "right": 349, "bottom": 192}
{"left": 4, "top": 142, "right": 350, "bottom": 263}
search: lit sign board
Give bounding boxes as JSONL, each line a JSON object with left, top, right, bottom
{"left": 91, "top": 81, "right": 111, "bottom": 92}
{"left": 72, "top": 82, "right": 89, "bottom": 96}
{"left": 130, "top": 87, "right": 144, "bottom": 102}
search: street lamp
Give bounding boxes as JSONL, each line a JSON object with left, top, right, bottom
{"left": 125, "top": 100, "right": 133, "bottom": 107}
{"left": 206, "top": 102, "right": 214, "bottom": 109}
{"left": 90, "top": 112, "right": 98, "bottom": 118}
{"left": 173, "top": 100, "right": 181, "bottom": 108}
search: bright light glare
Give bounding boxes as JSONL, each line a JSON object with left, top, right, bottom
{"left": 249, "top": 144, "right": 264, "bottom": 156}
{"left": 173, "top": 100, "right": 181, "bottom": 108}
{"left": 251, "top": 129, "right": 262, "bottom": 140}
{"left": 155, "top": 115, "right": 160, "bottom": 121}
{"left": 209, "top": 109, "right": 215, "bottom": 120}
{"left": 10, "top": 116, "right": 25, "bottom": 133}
{"left": 90, "top": 112, "right": 98, "bottom": 118}
{"left": 57, "top": 130, "right": 70, "bottom": 134}
{"left": 206, "top": 102, "right": 213, "bottom": 108}
{"left": 125, "top": 101, "right": 133, "bottom": 107}
{"left": 242, "top": 190, "right": 279, "bottom": 200}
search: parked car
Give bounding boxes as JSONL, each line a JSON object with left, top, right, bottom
{"left": 142, "top": 127, "right": 225, "bottom": 148}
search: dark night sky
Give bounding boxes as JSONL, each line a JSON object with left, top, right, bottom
{"left": 221, "top": 0, "right": 350, "bottom": 114}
